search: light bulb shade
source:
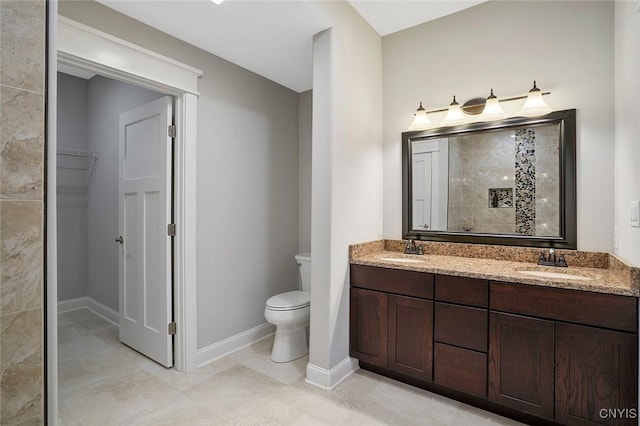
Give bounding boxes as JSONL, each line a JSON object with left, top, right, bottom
{"left": 442, "top": 97, "right": 466, "bottom": 126}
{"left": 480, "top": 89, "right": 506, "bottom": 121}
{"left": 520, "top": 83, "right": 552, "bottom": 116}
{"left": 408, "top": 102, "right": 431, "bottom": 130}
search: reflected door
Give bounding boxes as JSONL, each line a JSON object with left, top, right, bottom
{"left": 118, "top": 96, "right": 173, "bottom": 367}
{"left": 412, "top": 152, "right": 433, "bottom": 230}
{"left": 412, "top": 138, "right": 448, "bottom": 231}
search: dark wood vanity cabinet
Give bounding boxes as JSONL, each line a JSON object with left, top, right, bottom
{"left": 388, "top": 294, "right": 433, "bottom": 380}
{"left": 490, "top": 281, "right": 638, "bottom": 426}
{"left": 555, "top": 323, "right": 637, "bottom": 426}
{"left": 350, "top": 265, "right": 433, "bottom": 380}
{"left": 433, "top": 275, "right": 489, "bottom": 398}
{"left": 488, "top": 312, "right": 555, "bottom": 420}
{"left": 350, "top": 264, "right": 639, "bottom": 426}
{"left": 349, "top": 287, "right": 388, "bottom": 367}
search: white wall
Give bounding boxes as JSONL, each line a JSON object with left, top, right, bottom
{"left": 382, "top": 1, "right": 615, "bottom": 252}
{"left": 614, "top": 0, "right": 640, "bottom": 267}
{"left": 298, "top": 90, "right": 312, "bottom": 254}
{"left": 86, "top": 75, "right": 164, "bottom": 310}
{"left": 56, "top": 72, "right": 89, "bottom": 301}
{"left": 307, "top": 2, "right": 383, "bottom": 373}
{"left": 60, "top": 1, "right": 301, "bottom": 348}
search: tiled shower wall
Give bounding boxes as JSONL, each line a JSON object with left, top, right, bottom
{"left": 0, "top": 1, "right": 46, "bottom": 424}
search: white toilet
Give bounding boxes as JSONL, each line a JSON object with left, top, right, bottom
{"left": 264, "top": 253, "right": 311, "bottom": 363}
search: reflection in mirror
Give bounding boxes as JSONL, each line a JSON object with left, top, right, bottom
{"left": 403, "top": 109, "right": 576, "bottom": 248}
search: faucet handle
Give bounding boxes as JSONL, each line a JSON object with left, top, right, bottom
{"left": 557, "top": 254, "right": 568, "bottom": 267}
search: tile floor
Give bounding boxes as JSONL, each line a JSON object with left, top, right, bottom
{"left": 58, "top": 309, "right": 523, "bottom": 425}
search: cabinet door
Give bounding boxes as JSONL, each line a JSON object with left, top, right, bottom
{"left": 388, "top": 295, "right": 433, "bottom": 381}
{"left": 350, "top": 287, "right": 388, "bottom": 367}
{"left": 488, "top": 312, "right": 554, "bottom": 420}
{"left": 555, "top": 323, "right": 638, "bottom": 426}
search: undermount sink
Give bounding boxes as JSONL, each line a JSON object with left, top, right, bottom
{"left": 379, "top": 256, "right": 423, "bottom": 264}
{"left": 517, "top": 270, "right": 592, "bottom": 281}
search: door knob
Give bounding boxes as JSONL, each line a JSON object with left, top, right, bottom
{"left": 115, "top": 236, "right": 124, "bottom": 244}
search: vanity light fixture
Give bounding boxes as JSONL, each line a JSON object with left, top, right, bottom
{"left": 441, "top": 96, "right": 467, "bottom": 126}
{"left": 519, "top": 81, "right": 553, "bottom": 116}
{"left": 407, "top": 82, "right": 552, "bottom": 130}
{"left": 480, "top": 88, "right": 506, "bottom": 121}
{"left": 408, "top": 102, "right": 431, "bottom": 130}
{"left": 211, "top": 0, "right": 224, "bottom": 4}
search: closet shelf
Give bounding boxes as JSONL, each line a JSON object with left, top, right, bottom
{"left": 56, "top": 147, "right": 100, "bottom": 188}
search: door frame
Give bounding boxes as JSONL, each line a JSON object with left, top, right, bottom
{"left": 47, "top": 13, "right": 202, "bottom": 422}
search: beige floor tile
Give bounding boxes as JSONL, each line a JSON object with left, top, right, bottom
{"left": 451, "top": 403, "right": 524, "bottom": 426}
{"left": 140, "top": 357, "right": 236, "bottom": 392}
{"left": 57, "top": 310, "right": 522, "bottom": 426}
{"left": 58, "top": 344, "right": 147, "bottom": 397}
{"left": 183, "top": 364, "right": 287, "bottom": 423}
{"left": 61, "top": 368, "right": 186, "bottom": 425}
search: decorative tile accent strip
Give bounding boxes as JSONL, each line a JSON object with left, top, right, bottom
{"left": 488, "top": 188, "right": 513, "bottom": 208}
{"left": 515, "top": 129, "right": 536, "bottom": 235}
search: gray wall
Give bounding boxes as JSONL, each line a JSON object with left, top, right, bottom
{"left": 56, "top": 72, "right": 89, "bottom": 301}
{"left": 298, "top": 90, "right": 312, "bottom": 254}
{"left": 86, "top": 75, "right": 164, "bottom": 311}
{"left": 382, "top": 0, "right": 615, "bottom": 252}
{"left": 60, "top": 1, "right": 301, "bottom": 349}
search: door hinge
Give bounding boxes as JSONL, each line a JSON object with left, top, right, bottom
{"left": 167, "top": 223, "right": 176, "bottom": 236}
{"left": 168, "top": 125, "right": 176, "bottom": 138}
{"left": 168, "top": 322, "right": 177, "bottom": 335}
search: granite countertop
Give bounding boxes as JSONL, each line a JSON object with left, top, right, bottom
{"left": 350, "top": 243, "right": 639, "bottom": 298}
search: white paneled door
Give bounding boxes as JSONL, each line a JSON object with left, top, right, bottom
{"left": 118, "top": 96, "right": 173, "bottom": 367}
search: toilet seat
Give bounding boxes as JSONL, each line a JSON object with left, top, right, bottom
{"left": 266, "top": 291, "right": 310, "bottom": 311}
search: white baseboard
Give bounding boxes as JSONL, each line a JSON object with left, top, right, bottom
{"left": 196, "top": 323, "right": 275, "bottom": 368}
{"left": 57, "top": 297, "right": 88, "bottom": 313}
{"left": 305, "top": 357, "right": 359, "bottom": 390}
{"left": 58, "top": 296, "right": 119, "bottom": 326}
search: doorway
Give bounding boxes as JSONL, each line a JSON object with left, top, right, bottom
{"left": 48, "top": 15, "right": 203, "bottom": 422}
{"left": 56, "top": 68, "right": 175, "bottom": 367}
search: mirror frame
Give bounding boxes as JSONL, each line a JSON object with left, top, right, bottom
{"left": 402, "top": 108, "right": 577, "bottom": 249}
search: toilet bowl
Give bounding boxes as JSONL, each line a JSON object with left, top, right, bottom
{"left": 264, "top": 253, "right": 311, "bottom": 363}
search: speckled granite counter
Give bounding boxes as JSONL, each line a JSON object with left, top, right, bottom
{"left": 349, "top": 240, "right": 639, "bottom": 297}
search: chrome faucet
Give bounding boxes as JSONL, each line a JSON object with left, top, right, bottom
{"left": 537, "top": 248, "right": 568, "bottom": 267}
{"left": 404, "top": 239, "right": 424, "bottom": 255}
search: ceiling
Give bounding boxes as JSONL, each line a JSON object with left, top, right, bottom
{"left": 96, "top": 0, "right": 485, "bottom": 93}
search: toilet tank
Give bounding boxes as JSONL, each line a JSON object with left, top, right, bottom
{"left": 295, "top": 253, "right": 311, "bottom": 292}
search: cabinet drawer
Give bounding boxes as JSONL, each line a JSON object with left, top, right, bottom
{"left": 435, "top": 303, "right": 487, "bottom": 352}
{"left": 490, "top": 281, "right": 637, "bottom": 333}
{"left": 434, "top": 343, "right": 487, "bottom": 398}
{"left": 351, "top": 265, "right": 434, "bottom": 299}
{"left": 435, "top": 275, "right": 488, "bottom": 307}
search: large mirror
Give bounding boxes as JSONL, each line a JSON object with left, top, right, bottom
{"left": 402, "top": 109, "right": 576, "bottom": 248}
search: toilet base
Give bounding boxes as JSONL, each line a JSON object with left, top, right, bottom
{"left": 270, "top": 326, "right": 308, "bottom": 363}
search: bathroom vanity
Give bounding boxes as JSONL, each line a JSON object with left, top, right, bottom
{"left": 349, "top": 242, "right": 639, "bottom": 426}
